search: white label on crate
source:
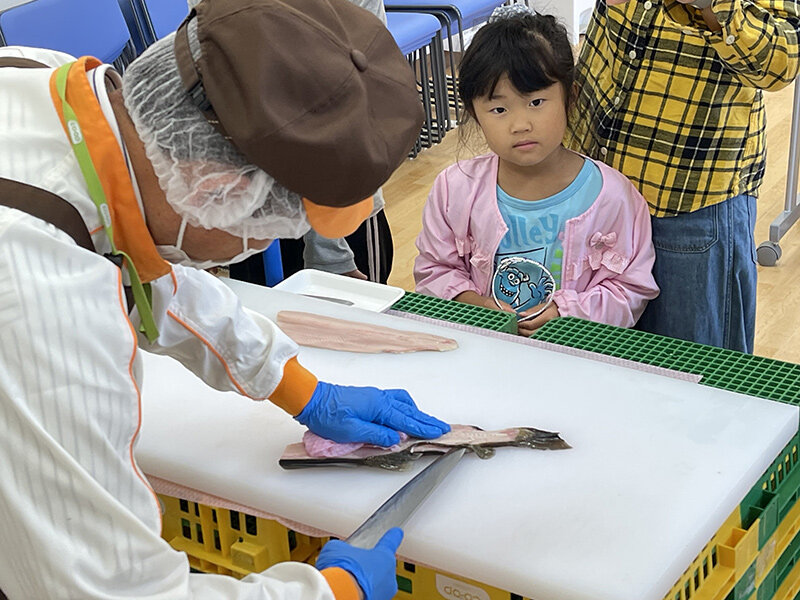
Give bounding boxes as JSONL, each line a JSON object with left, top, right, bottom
{"left": 756, "top": 537, "right": 776, "bottom": 580}
{"left": 435, "top": 574, "right": 490, "bottom": 600}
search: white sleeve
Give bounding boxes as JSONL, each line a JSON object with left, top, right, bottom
{"left": 135, "top": 265, "right": 299, "bottom": 400}
{"left": 0, "top": 210, "right": 335, "bottom": 600}
{"left": 0, "top": 45, "right": 76, "bottom": 66}
{"left": 189, "top": 564, "right": 337, "bottom": 600}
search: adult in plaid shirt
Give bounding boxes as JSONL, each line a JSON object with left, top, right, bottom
{"left": 565, "top": 0, "right": 800, "bottom": 353}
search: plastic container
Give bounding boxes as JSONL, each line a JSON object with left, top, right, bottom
{"left": 744, "top": 435, "right": 800, "bottom": 549}
{"left": 773, "top": 556, "right": 800, "bottom": 599}
{"left": 274, "top": 269, "right": 405, "bottom": 312}
{"left": 395, "top": 560, "right": 533, "bottom": 600}
{"left": 159, "top": 494, "right": 325, "bottom": 577}
{"left": 663, "top": 508, "right": 759, "bottom": 600}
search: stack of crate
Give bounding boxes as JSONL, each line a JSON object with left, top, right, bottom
{"left": 155, "top": 306, "right": 800, "bottom": 599}
{"left": 158, "top": 495, "right": 324, "bottom": 578}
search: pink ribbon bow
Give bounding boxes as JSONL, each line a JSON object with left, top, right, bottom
{"left": 590, "top": 231, "right": 617, "bottom": 248}
{"left": 587, "top": 231, "right": 618, "bottom": 270}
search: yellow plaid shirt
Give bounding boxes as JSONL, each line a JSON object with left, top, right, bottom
{"left": 565, "top": 0, "right": 800, "bottom": 216}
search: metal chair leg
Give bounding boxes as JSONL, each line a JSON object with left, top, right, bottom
{"left": 758, "top": 82, "right": 800, "bottom": 265}
{"left": 418, "top": 45, "right": 435, "bottom": 147}
{"left": 430, "top": 33, "right": 450, "bottom": 134}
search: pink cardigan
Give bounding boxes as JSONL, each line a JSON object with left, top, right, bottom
{"left": 414, "top": 154, "right": 659, "bottom": 328}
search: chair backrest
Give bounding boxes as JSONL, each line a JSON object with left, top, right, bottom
{"left": 385, "top": 11, "right": 441, "bottom": 56}
{"left": 140, "top": 0, "right": 189, "bottom": 41}
{"left": 115, "top": 0, "right": 151, "bottom": 53}
{"left": 0, "top": 0, "right": 135, "bottom": 69}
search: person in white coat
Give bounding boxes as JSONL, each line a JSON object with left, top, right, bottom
{"left": 0, "top": 0, "right": 447, "bottom": 599}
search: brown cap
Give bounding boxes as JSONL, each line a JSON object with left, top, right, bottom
{"left": 174, "top": 0, "right": 423, "bottom": 232}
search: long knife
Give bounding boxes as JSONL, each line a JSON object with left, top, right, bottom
{"left": 345, "top": 447, "right": 467, "bottom": 549}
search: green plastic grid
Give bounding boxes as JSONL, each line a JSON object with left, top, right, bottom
{"left": 533, "top": 317, "right": 800, "bottom": 405}
{"left": 391, "top": 291, "right": 518, "bottom": 334}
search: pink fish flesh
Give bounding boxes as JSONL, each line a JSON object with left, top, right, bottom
{"left": 276, "top": 311, "right": 458, "bottom": 354}
{"left": 280, "top": 424, "right": 570, "bottom": 470}
{"left": 302, "top": 430, "right": 410, "bottom": 458}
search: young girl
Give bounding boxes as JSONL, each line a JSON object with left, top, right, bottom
{"left": 414, "top": 6, "right": 659, "bottom": 336}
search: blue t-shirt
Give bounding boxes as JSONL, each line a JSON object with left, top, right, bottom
{"left": 492, "top": 159, "right": 602, "bottom": 312}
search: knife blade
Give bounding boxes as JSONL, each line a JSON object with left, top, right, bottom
{"left": 345, "top": 447, "right": 466, "bottom": 549}
{"left": 301, "top": 294, "right": 355, "bottom": 306}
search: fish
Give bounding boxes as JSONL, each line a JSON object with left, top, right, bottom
{"left": 276, "top": 311, "right": 458, "bottom": 354}
{"left": 279, "top": 424, "right": 571, "bottom": 470}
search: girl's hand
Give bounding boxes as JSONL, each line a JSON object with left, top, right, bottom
{"left": 491, "top": 298, "right": 516, "bottom": 313}
{"left": 517, "top": 304, "right": 560, "bottom": 337}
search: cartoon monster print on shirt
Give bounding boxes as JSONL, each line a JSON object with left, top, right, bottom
{"left": 493, "top": 254, "right": 555, "bottom": 314}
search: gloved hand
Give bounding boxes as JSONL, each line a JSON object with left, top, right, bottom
{"left": 296, "top": 382, "right": 450, "bottom": 447}
{"left": 316, "top": 528, "right": 404, "bottom": 600}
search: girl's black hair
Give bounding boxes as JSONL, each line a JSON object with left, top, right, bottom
{"left": 457, "top": 12, "right": 575, "bottom": 117}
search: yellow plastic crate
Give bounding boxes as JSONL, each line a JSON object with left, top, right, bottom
{"left": 388, "top": 507, "right": 759, "bottom": 600}
{"left": 159, "top": 492, "right": 789, "bottom": 600}
{"left": 663, "top": 508, "right": 760, "bottom": 600}
{"left": 757, "top": 496, "right": 800, "bottom": 586}
{"left": 774, "top": 558, "right": 800, "bottom": 600}
{"left": 159, "top": 494, "right": 325, "bottom": 577}
{"left": 395, "top": 561, "right": 532, "bottom": 600}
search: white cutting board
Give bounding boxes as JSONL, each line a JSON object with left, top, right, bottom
{"left": 136, "top": 280, "right": 798, "bottom": 600}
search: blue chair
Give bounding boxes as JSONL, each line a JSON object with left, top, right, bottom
{"left": 135, "top": 0, "right": 189, "bottom": 42}
{"left": 263, "top": 240, "right": 284, "bottom": 287}
{"left": 0, "top": 0, "right": 137, "bottom": 71}
{"left": 116, "top": 0, "right": 154, "bottom": 52}
{"left": 385, "top": 11, "right": 448, "bottom": 156}
{"left": 385, "top": 0, "right": 509, "bottom": 125}
{"left": 227, "top": 240, "right": 284, "bottom": 287}
{"left": 387, "top": 0, "right": 508, "bottom": 45}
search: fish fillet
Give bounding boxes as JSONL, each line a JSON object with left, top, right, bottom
{"left": 302, "top": 430, "right": 410, "bottom": 458}
{"left": 276, "top": 311, "right": 458, "bottom": 353}
{"left": 280, "top": 425, "right": 570, "bottom": 470}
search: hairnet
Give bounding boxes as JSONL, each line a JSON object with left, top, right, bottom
{"left": 120, "top": 26, "right": 311, "bottom": 241}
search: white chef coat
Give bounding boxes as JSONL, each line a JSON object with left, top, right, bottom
{"left": 0, "top": 45, "right": 338, "bottom": 600}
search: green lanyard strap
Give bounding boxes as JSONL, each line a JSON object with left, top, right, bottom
{"left": 54, "top": 63, "right": 159, "bottom": 343}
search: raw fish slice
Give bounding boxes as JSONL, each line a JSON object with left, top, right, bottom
{"left": 276, "top": 311, "right": 458, "bottom": 354}
{"left": 302, "top": 430, "right": 409, "bottom": 458}
{"left": 279, "top": 424, "right": 570, "bottom": 470}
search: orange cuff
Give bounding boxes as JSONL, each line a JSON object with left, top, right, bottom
{"left": 303, "top": 196, "right": 373, "bottom": 238}
{"left": 269, "top": 357, "right": 318, "bottom": 416}
{"left": 321, "top": 567, "right": 361, "bottom": 600}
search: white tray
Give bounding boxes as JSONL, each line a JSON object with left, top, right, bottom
{"left": 273, "top": 269, "right": 404, "bottom": 312}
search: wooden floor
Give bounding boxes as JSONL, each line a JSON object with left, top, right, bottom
{"left": 382, "top": 83, "right": 800, "bottom": 365}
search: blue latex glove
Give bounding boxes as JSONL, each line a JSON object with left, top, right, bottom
{"left": 316, "top": 528, "right": 403, "bottom": 600}
{"left": 296, "top": 382, "right": 450, "bottom": 447}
